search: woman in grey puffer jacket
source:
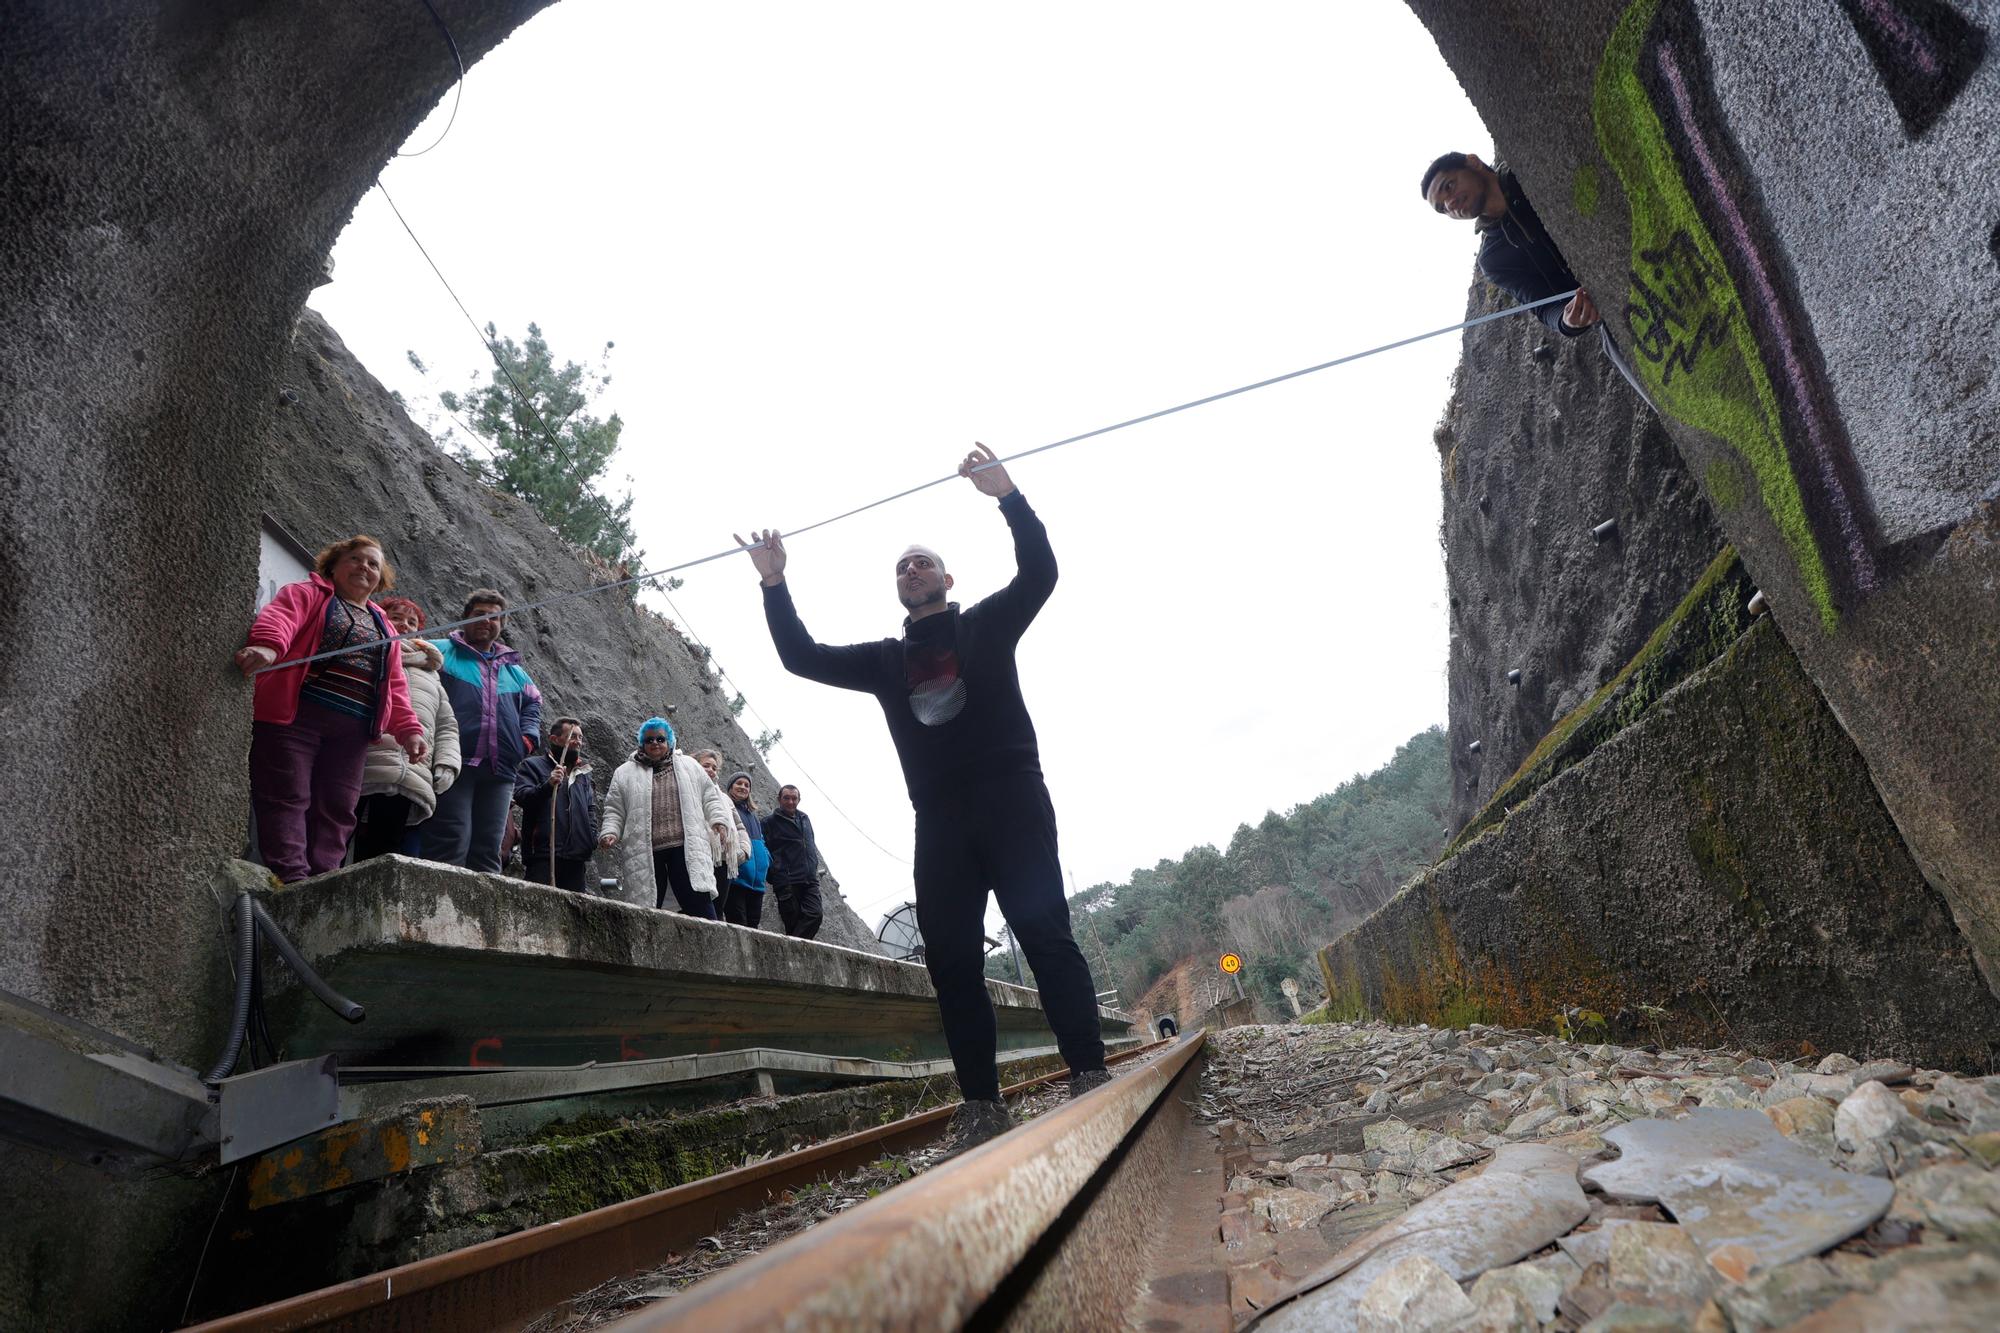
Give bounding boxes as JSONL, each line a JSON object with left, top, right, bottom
{"left": 353, "top": 597, "right": 462, "bottom": 859}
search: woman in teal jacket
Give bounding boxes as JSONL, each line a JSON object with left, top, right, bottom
{"left": 723, "top": 772, "right": 771, "bottom": 927}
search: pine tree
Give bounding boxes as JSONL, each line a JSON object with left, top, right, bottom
{"left": 409, "top": 323, "right": 642, "bottom": 572}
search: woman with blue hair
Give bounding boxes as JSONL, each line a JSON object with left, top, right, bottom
{"left": 598, "top": 716, "right": 732, "bottom": 917}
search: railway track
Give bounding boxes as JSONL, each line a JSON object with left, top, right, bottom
{"left": 190, "top": 1031, "right": 1225, "bottom": 1332}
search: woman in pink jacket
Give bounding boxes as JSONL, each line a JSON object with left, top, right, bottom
{"left": 235, "top": 534, "right": 428, "bottom": 882}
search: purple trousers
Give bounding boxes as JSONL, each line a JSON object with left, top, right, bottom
{"left": 250, "top": 701, "right": 374, "bottom": 883}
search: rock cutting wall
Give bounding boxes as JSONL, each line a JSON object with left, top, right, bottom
{"left": 264, "top": 310, "right": 881, "bottom": 953}
{"left": 1437, "top": 278, "right": 1721, "bottom": 830}
{"left": 1406, "top": 0, "right": 2000, "bottom": 988}
{"left": 1320, "top": 621, "right": 2000, "bottom": 1071}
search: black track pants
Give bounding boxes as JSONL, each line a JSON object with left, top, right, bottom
{"left": 774, "top": 880, "right": 823, "bottom": 939}
{"left": 914, "top": 774, "right": 1106, "bottom": 1101}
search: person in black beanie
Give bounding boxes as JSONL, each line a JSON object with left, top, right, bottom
{"left": 721, "top": 771, "right": 770, "bottom": 926}
{"left": 736, "top": 443, "right": 1110, "bottom": 1156}
{"left": 512, "top": 716, "right": 595, "bottom": 892}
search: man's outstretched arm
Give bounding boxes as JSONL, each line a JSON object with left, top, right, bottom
{"left": 736, "top": 529, "right": 885, "bottom": 693}
{"left": 959, "top": 443, "right": 1056, "bottom": 636}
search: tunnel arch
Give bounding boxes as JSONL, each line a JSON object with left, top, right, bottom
{"left": 0, "top": 8, "right": 557, "bottom": 1324}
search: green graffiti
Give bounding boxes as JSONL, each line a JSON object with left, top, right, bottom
{"left": 1573, "top": 163, "right": 1602, "bottom": 218}
{"left": 1592, "top": 0, "right": 1839, "bottom": 631}
{"left": 1704, "top": 457, "right": 1746, "bottom": 510}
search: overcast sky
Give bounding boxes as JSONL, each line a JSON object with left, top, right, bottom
{"left": 311, "top": 0, "right": 1494, "bottom": 939}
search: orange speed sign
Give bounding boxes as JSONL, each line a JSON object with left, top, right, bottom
{"left": 1219, "top": 953, "right": 1242, "bottom": 975}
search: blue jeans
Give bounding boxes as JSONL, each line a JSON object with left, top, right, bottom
{"left": 420, "top": 768, "right": 514, "bottom": 871}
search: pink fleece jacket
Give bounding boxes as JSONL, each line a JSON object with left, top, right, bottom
{"left": 245, "top": 574, "right": 423, "bottom": 738}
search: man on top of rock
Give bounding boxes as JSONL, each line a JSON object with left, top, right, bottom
{"left": 735, "top": 444, "right": 1111, "bottom": 1153}
{"left": 1422, "top": 151, "right": 1658, "bottom": 407}
{"left": 1421, "top": 151, "right": 1600, "bottom": 337}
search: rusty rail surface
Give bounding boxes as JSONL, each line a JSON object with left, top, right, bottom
{"left": 188, "top": 1036, "right": 1195, "bottom": 1332}
{"left": 606, "top": 1030, "right": 1211, "bottom": 1331}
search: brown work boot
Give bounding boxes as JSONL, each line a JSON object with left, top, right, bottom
{"left": 938, "top": 1098, "right": 1015, "bottom": 1158}
{"left": 1068, "top": 1067, "right": 1115, "bottom": 1098}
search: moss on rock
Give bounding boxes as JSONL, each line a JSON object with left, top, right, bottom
{"left": 1320, "top": 621, "right": 2000, "bottom": 1068}
{"left": 1446, "top": 547, "right": 1754, "bottom": 856}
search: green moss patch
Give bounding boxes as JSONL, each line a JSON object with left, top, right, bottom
{"left": 1444, "top": 547, "right": 1754, "bottom": 856}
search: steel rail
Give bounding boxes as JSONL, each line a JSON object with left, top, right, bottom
{"left": 605, "top": 1030, "right": 1209, "bottom": 1331}
{"left": 187, "top": 1037, "right": 1182, "bottom": 1332}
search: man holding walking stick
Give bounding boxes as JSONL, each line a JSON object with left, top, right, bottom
{"left": 514, "top": 716, "right": 595, "bottom": 893}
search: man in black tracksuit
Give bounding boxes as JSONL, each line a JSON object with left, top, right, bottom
{"left": 764, "top": 784, "right": 825, "bottom": 940}
{"left": 737, "top": 444, "right": 1109, "bottom": 1149}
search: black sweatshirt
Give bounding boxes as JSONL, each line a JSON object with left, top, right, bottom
{"left": 1475, "top": 170, "right": 1588, "bottom": 338}
{"left": 761, "top": 490, "right": 1055, "bottom": 811}
{"left": 764, "top": 808, "right": 821, "bottom": 884}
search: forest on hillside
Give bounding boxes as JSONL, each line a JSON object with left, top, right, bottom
{"left": 989, "top": 727, "right": 1451, "bottom": 1019}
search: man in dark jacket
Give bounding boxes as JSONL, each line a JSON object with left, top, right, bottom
{"left": 1421, "top": 151, "right": 1655, "bottom": 406}
{"left": 736, "top": 444, "right": 1110, "bottom": 1152}
{"left": 764, "top": 785, "right": 824, "bottom": 940}
{"left": 514, "top": 716, "right": 595, "bottom": 893}
{"left": 1422, "top": 151, "right": 1599, "bottom": 335}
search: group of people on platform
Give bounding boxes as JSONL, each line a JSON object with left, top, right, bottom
{"left": 241, "top": 443, "right": 1110, "bottom": 1154}
{"left": 234, "top": 539, "right": 825, "bottom": 940}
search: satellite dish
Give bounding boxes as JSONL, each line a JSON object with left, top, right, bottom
{"left": 876, "top": 902, "right": 925, "bottom": 963}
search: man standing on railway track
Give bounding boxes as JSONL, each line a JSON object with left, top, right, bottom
{"left": 736, "top": 444, "right": 1111, "bottom": 1153}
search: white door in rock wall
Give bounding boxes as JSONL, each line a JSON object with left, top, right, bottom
{"left": 257, "top": 521, "right": 312, "bottom": 611}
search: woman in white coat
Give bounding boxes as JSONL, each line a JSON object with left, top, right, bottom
{"left": 599, "top": 717, "right": 732, "bottom": 917}
{"left": 693, "top": 748, "right": 751, "bottom": 899}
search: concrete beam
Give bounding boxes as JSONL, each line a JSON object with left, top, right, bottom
{"left": 256, "top": 857, "right": 1132, "bottom": 1067}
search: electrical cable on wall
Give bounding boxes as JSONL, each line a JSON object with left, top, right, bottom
{"left": 374, "top": 181, "right": 583, "bottom": 471}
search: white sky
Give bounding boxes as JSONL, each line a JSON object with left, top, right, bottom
{"left": 311, "top": 0, "right": 1493, "bottom": 938}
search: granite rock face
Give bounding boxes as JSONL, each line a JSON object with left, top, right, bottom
{"left": 1437, "top": 278, "right": 1722, "bottom": 832}
{"left": 1319, "top": 621, "right": 2000, "bottom": 1071}
{"left": 1406, "top": 0, "right": 2000, "bottom": 988}
{"left": 263, "top": 310, "right": 882, "bottom": 954}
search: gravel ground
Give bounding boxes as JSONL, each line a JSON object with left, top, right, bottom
{"left": 1204, "top": 1021, "right": 2000, "bottom": 1331}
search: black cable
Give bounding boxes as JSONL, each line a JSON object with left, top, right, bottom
{"left": 250, "top": 947, "right": 280, "bottom": 1068}
{"left": 395, "top": 0, "right": 465, "bottom": 158}
{"left": 374, "top": 180, "right": 583, "bottom": 473}
{"left": 203, "top": 894, "right": 257, "bottom": 1083}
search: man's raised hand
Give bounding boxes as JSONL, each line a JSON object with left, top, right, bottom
{"left": 735, "top": 529, "right": 787, "bottom": 587}
{"left": 960, "top": 442, "right": 1016, "bottom": 499}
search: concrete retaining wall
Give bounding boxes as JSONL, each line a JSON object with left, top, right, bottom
{"left": 1319, "top": 621, "right": 2000, "bottom": 1070}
